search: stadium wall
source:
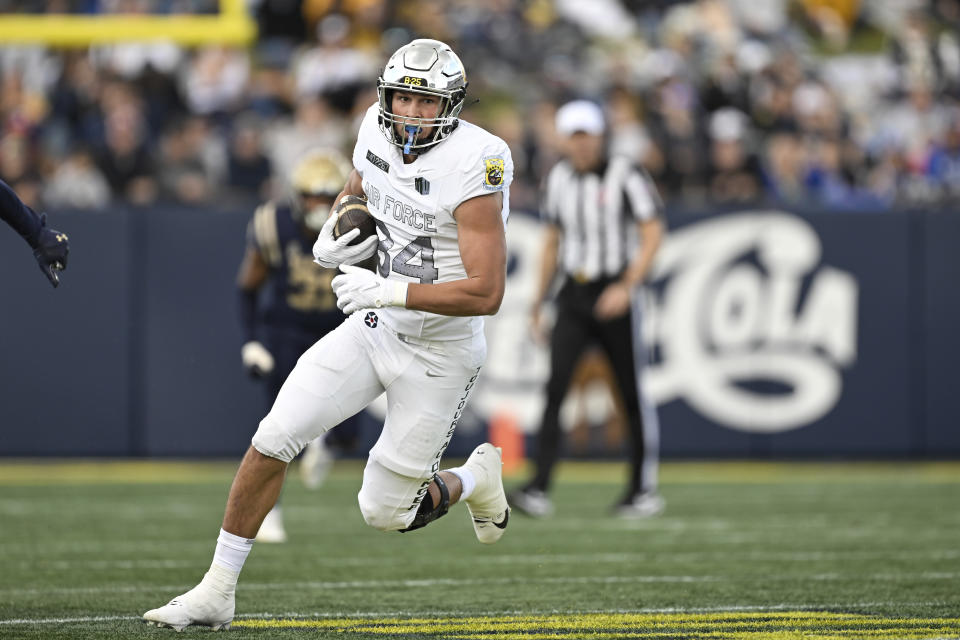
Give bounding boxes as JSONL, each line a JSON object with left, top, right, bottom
{"left": 1, "top": 206, "right": 958, "bottom": 458}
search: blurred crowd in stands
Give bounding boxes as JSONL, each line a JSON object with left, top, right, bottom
{"left": 1, "top": 0, "right": 959, "bottom": 213}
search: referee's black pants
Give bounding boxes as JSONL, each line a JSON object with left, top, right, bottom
{"left": 528, "top": 277, "right": 650, "bottom": 498}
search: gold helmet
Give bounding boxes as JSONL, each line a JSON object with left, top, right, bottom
{"left": 291, "top": 148, "right": 352, "bottom": 231}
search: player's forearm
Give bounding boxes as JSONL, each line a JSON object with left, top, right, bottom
{"left": 621, "top": 252, "right": 655, "bottom": 289}
{"left": 332, "top": 170, "right": 366, "bottom": 211}
{"left": 405, "top": 275, "right": 505, "bottom": 317}
{"left": 620, "top": 219, "right": 663, "bottom": 288}
{"left": 237, "top": 287, "right": 259, "bottom": 343}
{"left": 0, "top": 179, "right": 42, "bottom": 246}
{"left": 535, "top": 231, "right": 559, "bottom": 305}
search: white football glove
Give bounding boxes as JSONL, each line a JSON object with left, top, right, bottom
{"left": 331, "top": 264, "right": 408, "bottom": 315}
{"left": 311, "top": 211, "right": 378, "bottom": 269}
{"left": 241, "top": 340, "right": 274, "bottom": 377}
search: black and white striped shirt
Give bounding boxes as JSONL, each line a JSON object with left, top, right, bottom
{"left": 542, "top": 156, "right": 663, "bottom": 282}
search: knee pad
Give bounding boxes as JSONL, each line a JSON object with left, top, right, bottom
{"left": 358, "top": 500, "right": 404, "bottom": 531}
{"left": 399, "top": 475, "right": 449, "bottom": 533}
{"left": 357, "top": 481, "right": 420, "bottom": 532}
{"left": 251, "top": 415, "right": 303, "bottom": 464}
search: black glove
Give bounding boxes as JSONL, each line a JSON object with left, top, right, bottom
{"left": 32, "top": 214, "right": 69, "bottom": 288}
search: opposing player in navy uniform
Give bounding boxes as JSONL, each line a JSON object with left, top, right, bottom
{"left": 1, "top": 179, "right": 69, "bottom": 287}
{"left": 236, "top": 149, "right": 359, "bottom": 543}
{"left": 145, "top": 39, "right": 513, "bottom": 631}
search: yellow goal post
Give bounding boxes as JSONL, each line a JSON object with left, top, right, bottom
{"left": 0, "top": 0, "right": 256, "bottom": 47}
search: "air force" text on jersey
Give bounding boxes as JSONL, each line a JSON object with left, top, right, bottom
{"left": 365, "top": 182, "right": 437, "bottom": 233}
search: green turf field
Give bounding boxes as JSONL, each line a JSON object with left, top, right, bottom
{"left": 0, "top": 460, "right": 958, "bottom": 639}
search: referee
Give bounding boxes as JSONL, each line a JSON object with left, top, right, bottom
{"left": 510, "top": 100, "right": 665, "bottom": 519}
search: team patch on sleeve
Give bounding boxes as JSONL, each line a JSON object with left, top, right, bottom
{"left": 483, "top": 156, "right": 505, "bottom": 190}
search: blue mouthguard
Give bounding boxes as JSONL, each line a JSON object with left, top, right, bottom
{"left": 403, "top": 125, "right": 419, "bottom": 154}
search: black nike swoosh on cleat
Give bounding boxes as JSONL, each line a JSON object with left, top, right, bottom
{"left": 473, "top": 510, "right": 509, "bottom": 528}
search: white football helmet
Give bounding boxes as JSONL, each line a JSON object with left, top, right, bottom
{"left": 377, "top": 39, "right": 467, "bottom": 154}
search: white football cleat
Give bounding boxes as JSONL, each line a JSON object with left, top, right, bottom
{"left": 614, "top": 491, "right": 665, "bottom": 519}
{"left": 142, "top": 576, "right": 234, "bottom": 632}
{"left": 508, "top": 488, "right": 555, "bottom": 518}
{"left": 299, "top": 436, "right": 334, "bottom": 490}
{"left": 256, "top": 505, "right": 288, "bottom": 543}
{"left": 462, "top": 443, "right": 510, "bottom": 544}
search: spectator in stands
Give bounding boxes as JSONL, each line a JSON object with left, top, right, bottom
{"left": 158, "top": 118, "right": 215, "bottom": 204}
{"left": 646, "top": 68, "right": 706, "bottom": 202}
{"left": 292, "top": 13, "right": 377, "bottom": 105}
{"left": 927, "top": 110, "right": 960, "bottom": 202}
{"left": 226, "top": 112, "right": 273, "bottom": 202}
{"left": 93, "top": 91, "right": 157, "bottom": 205}
{"left": 704, "top": 107, "right": 764, "bottom": 205}
{"left": 44, "top": 145, "right": 112, "bottom": 209}
{"left": 1, "top": 0, "right": 958, "bottom": 213}
{"left": 263, "top": 95, "right": 347, "bottom": 186}
{"left": 762, "top": 127, "right": 808, "bottom": 206}
{"left": 0, "top": 136, "right": 43, "bottom": 211}
{"left": 182, "top": 46, "right": 250, "bottom": 117}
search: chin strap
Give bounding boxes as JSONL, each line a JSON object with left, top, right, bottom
{"left": 403, "top": 125, "right": 419, "bottom": 154}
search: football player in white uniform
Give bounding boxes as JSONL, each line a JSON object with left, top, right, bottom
{"left": 144, "top": 39, "right": 513, "bottom": 631}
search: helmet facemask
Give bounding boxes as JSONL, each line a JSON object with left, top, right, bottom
{"left": 377, "top": 39, "right": 467, "bottom": 154}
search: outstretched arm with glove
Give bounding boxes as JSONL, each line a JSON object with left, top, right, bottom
{"left": 0, "top": 179, "right": 69, "bottom": 288}
{"left": 236, "top": 245, "right": 274, "bottom": 378}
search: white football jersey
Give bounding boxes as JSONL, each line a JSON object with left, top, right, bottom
{"left": 352, "top": 103, "right": 513, "bottom": 340}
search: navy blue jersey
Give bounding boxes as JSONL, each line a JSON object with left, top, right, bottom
{"left": 248, "top": 202, "right": 344, "bottom": 336}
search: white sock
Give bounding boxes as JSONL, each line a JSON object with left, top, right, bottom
{"left": 205, "top": 529, "right": 253, "bottom": 593}
{"left": 446, "top": 466, "right": 476, "bottom": 501}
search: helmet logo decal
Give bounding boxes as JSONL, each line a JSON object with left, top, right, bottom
{"left": 403, "top": 75, "right": 427, "bottom": 87}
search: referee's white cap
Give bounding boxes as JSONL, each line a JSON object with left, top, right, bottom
{"left": 556, "top": 100, "right": 605, "bottom": 136}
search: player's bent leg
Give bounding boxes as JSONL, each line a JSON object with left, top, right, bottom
{"left": 144, "top": 320, "right": 384, "bottom": 631}
{"left": 254, "top": 319, "right": 383, "bottom": 465}
{"left": 356, "top": 457, "right": 452, "bottom": 532}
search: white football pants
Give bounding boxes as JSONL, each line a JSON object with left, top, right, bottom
{"left": 252, "top": 311, "right": 486, "bottom": 531}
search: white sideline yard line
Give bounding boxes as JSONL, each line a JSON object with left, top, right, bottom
{"left": 2, "top": 525, "right": 955, "bottom": 557}
{"left": 3, "top": 572, "right": 960, "bottom": 598}
{"left": 4, "top": 549, "right": 959, "bottom": 571}
{"left": 0, "top": 576, "right": 722, "bottom": 598}
{"left": 0, "top": 601, "right": 954, "bottom": 627}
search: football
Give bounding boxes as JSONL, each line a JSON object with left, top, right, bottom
{"left": 333, "top": 195, "right": 377, "bottom": 245}
{"left": 333, "top": 194, "right": 378, "bottom": 271}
